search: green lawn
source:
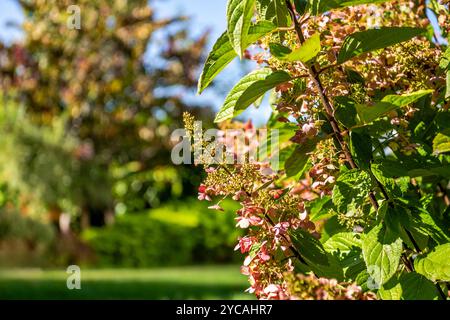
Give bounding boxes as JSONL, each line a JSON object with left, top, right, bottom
{"left": 0, "top": 266, "right": 253, "bottom": 300}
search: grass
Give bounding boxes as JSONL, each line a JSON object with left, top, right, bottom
{"left": 0, "top": 265, "right": 253, "bottom": 300}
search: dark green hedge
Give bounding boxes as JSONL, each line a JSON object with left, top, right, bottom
{"left": 83, "top": 199, "right": 243, "bottom": 267}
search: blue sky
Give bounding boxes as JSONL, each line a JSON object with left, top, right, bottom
{"left": 0, "top": 0, "right": 271, "bottom": 125}
{"left": 0, "top": 0, "right": 228, "bottom": 46}
{"left": 0, "top": 0, "right": 23, "bottom": 43}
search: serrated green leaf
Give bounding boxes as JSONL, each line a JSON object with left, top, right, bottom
{"left": 284, "top": 138, "right": 317, "bottom": 177}
{"left": 198, "top": 21, "right": 276, "bottom": 94}
{"left": 433, "top": 131, "right": 450, "bottom": 155}
{"left": 332, "top": 169, "right": 372, "bottom": 212}
{"left": 324, "top": 232, "right": 362, "bottom": 252}
{"left": 414, "top": 209, "right": 450, "bottom": 245}
{"left": 227, "top": 0, "right": 256, "bottom": 58}
{"left": 362, "top": 223, "right": 403, "bottom": 287}
{"left": 334, "top": 96, "right": 358, "bottom": 128}
{"left": 269, "top": 43, "right": 292, "bottom": 59}
{"left": 350, "top": 131, "right": 372, "bottom": 170}
{"left": 285, "top": 33, "right": 321, "bottom": 62}
{"left": 258, "top": 121, "right": 298, "bottom": 161}
{"left": 337, "top": 27, "right": 425, "bottom": 64}
{"left": 356, "top": 90, "right": 434, "bottom": 124}
{"left": 236, "top": 71, "right": 292, "bottom": 111}
{"left": 384, "top": 205, "right": 430, "bottom": 251}
{"left": 370, "top": 163, "right": 406, "bottom": 199}
{"left": 415, "top": 243, "right": 450, "bottom": 282}
{"left": 399, "top": 272, "right": 439, "bottom": 300}
{"left": 291, "top": 228, "right": 344, "bottom": 280}
{"left": 379, "top": 272, "right": 439, "bottom": 300}
{"left": 378, "top": 274, "right": 403, "bottom": 300}
{"left": 271, "top": 33, "right": 321, "bottom": 62}
{"left": 324, "top": 232, "right": 365, "bottom": 279}
{"left": 321, "top": 216, "right": 347, "bottom": 242}
{"left": 215, "top": 69, "right": 292, "bottom": 123}
{"left": 439, "top": 47, "right": 450, "bottom": 70}
{"left": 355, "top": 269, "right": 370, "bottom": 291}
{"left": 256, "top": 0, "right": 291, "bottom": 28}
{"left": 309, "top": 196, "right": 332, "bottom": 221}
{"left": 308, "top": 0, "right": 391, "bottom": 15}
{"left": 375, "top": 157, "right": 450, "bottom": 179}
{"left": 291, "top": 228, "right": 329, "bottom": 265}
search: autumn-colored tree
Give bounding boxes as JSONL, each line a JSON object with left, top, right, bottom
{"left": 0, "top": 0, "right": 213, "bottom": 227}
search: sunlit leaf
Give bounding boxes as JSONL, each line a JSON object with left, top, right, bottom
{"left": 198, "top": 21, "right": 276, "bottom": 94}
{"left": 337, "top": 27, "right": 425, "bottom": 64}
{"left": 215, "top": 69, "right": 292, "bottom": 123}
{"left": 227, "top": 0, "right": 256, "bottom": 58}
{"left": 270, "top": 33, "right": 321, "bottom": 63}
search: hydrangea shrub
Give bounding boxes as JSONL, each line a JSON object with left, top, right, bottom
{"left": 187, "top": 0, "right": 450, "bottom": 300}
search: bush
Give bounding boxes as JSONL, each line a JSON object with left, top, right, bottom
{"left": 83, "top": 199, "right": 243, "bottom": 267}
{"left": 0, "top": 207, "right": 55, "bottom": 267}
{"left": 190, "top": 0, "right": 450, "bottom": 300}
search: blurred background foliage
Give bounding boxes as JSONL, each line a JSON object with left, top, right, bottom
{"left": 0, "top": 0, "right": 241, "bottom": 270}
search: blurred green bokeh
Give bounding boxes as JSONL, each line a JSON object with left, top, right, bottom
{"left": 0, "top": 0, "right": 241, "bottom": 300}
{"left": 0, "top": 266, "right": 252, "bottom": 300}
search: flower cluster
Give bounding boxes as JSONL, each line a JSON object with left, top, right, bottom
{"left": 185, "top": 114, "right": 374, "bottom": 300}
{"left": 188, "top": 0, "right": 449, "bottom": 301}
{"left": 284, "top": 273, "right": 376, "bottom": 300}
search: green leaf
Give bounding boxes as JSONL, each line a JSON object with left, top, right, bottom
{"left": 415, "top": 243, "right": 450, "bottom": 282}
{"left": 284, "top": 138, "right": 317, "bottom": 177}
{"left": 271, "top": 33, "right": 321, "bottom": 62}
{"left": 371, "top": 163, "right": 406, "bottom": 199}
{"left": 269, "top": 43, "right": 292, "bottom": 59}
{"left": 259, "top": 121, "right": 298, "bottom": 157}
{"left": 237, "top": 72, "right": 292, "bottom": 111}
{"left": 321, "top": 216, "right": 347, "bottom": 242}
{"left": 446, "top": 71, "right": 450, "bottom": 100}
{"left": 337, "top": 27, "right": 425, "bottom": 64}
{"left": 439, "top": 47, "right": 450, "bottom": 70}
{"left": 293, "top": 0, "right": 308, "bottom": 14}
{"left": 375, "top": 157, "right": 450, "bottom": 179}
{"left": 324, "top": 232, "right": 362, "bottom": 252}
{"left": 227, "top": 0, "right": 256, "bottom": 58}
{"left": 345, "top": 68, "right": 365, "bottom": 84}
{"left": 362, "top": 223, "right": 403, "bottom": 287}
{"left": 337, "top": 0, "right": 390, "bottom": 6}
{"left": 215, "top": 69, "right": 292, "bottom": 123}
{"left": 334, "top": 96, "right": 358, "bottom": 128}
{"left": 324, "top": 232, "right": 365, "bottom": 279}
{"left": 332, "top": 169, "right": 372, "bottom": 212}
{"left": 433, "top": 130, "right": 450, "bottom": 155}
{"left": 308, "top": 0, "right": 339, "bottom": 14}
{"left": 384, "top": 205, "right": 430, "bottom": 251}
{"left": 398, "top": 272, "right": 439, "bottom": 300}
{"left": 356, "top": 90, "right": 434, "bottom": 124}
{"left": 379, "top": 272, "right": 439, "bottom": 300}
{"left": 414, "top": 209, "right": 450, "bottom": 245}
{"left": 285, "top": 33, "right": 321, "bottom": 63}
{"left": 291, "top": 228, "right": 344, "bottom": 280}
{"left": 198, "top": 21, "right": 276, "bottom": 94}
{"left": 308, "top": 0, "right": 391, "bottom": 15}
{"left": 349, "top": 131, "right": 372, "bottom": 170}
{"left": 355, "top": 269, "right": 371, "bottom": 291}
{"left": 378, "top": 274, "right": 403, "bottom": 300}
{"left": 198, "top": 32, "right": 237, "bottom": 94}
{"left": 256, "top": 0, "right": 291, "bottom": 28}
{"left": 291, "top": 228, "right": 329, "bottom": 265}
